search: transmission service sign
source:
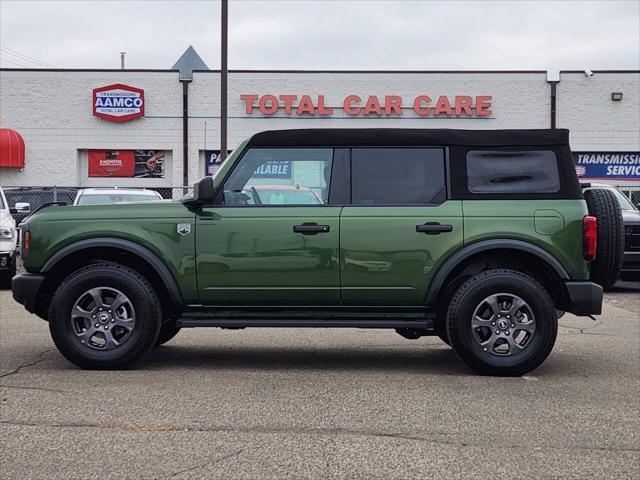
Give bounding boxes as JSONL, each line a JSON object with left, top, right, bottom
{"left": 93, "top": 84, "right": 145, "bottom": 122}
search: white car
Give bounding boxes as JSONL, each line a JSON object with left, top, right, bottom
{"left": 73, "top": 188, "right": 164, "bottom": 206}
{"left": 0, "top": 186, "right": 29, "bottom": 288}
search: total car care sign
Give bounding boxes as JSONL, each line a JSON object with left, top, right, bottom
{"left": 93, "top": 84, "right": 145, "bottom": 122}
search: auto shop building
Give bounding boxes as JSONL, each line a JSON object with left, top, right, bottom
{"left": 0, "top": 60, "right": 638, "bottom": 201}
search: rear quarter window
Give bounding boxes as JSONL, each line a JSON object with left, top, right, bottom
{"left": 466, "top": 150, "right": 560, "bottom": 194}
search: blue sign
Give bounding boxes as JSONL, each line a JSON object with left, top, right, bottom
{"left": 204, "top": 150, "right": 224, "bottom": 176}
{"left": 573, "top": 152, "right": 640, "bottom": 180}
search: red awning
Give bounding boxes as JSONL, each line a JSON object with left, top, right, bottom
{"left": 0, "top": 128, "right": 25, "bottom": 168}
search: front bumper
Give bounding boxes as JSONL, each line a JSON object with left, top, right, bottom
{"left": 0, "top": 251, "right": 14, "bottom": 270}
{"left": 12, "top": 273, "right": 45, "bottom": 313}
{"left": 564, "top": 281, "right": 603, "bottom": 316}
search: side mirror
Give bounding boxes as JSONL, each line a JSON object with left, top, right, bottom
{"left": 15, "top": 202, "right": 30, "bottom": 213}
{"left": 191, "top": 177, "right": 216, "bottom": 204}
{"left": 9, "top": 202, "right": 30, "bottom": 214}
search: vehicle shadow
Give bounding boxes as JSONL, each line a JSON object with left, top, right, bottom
{"left": 143, "top": 344, "right": 469, "bottom": 375}
{"left": 608, "top": 280, "right": 640, "bottom": 293}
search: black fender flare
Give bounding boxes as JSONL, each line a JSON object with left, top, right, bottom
{"left": 41, "top": 237, "right": 183, "bottom": 304}
{"left": 425, "top": 239, "right": 569, "bottom": 305}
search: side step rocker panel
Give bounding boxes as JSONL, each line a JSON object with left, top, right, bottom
{"left": 177, "top": 309, "right": 436, "bottom": 329}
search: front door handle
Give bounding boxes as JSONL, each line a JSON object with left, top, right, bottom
{"left": 293, "top": 223, "right": 330, "bottom": 235}
{"left": 416, "top": 223, "right": 453, "bottom": 235}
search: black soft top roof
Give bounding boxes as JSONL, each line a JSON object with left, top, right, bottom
{"left": 247, "top": 128, "right": 569, "bottom": 148}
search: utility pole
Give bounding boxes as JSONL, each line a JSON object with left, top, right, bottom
{"left": 220, "top": 0, "right": 228, "bottom": 161}
{"left": 119, "top": 51, "right": 126, "bottom": 70}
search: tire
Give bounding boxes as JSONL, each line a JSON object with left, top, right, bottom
{"left": 155, "top": 320, "right": 181, "bottom": 347}
{"left": 584, "top": 188, "right": 624, "bottom": 290}
{"left": 437, "top": 331, "right": 451, "bottom": 346}
{"left": 446, "top": 269, "right": 557, "bottom": 376}
{"left": 48, "top": 262, "right": 162, "bottom": 369}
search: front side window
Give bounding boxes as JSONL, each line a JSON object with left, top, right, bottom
{"left": 351, "top": 148, "right": 446, "bottom": 205}
{"left": 467, "top": 150, "right": 560, "bottom": 194}
{"left": 222, "top": 148, "right": 333, "bottom": 206}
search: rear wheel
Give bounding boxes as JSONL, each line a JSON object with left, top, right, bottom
{"left": 584, "top": 188, "right": 624, "bottom": 290}
{"left": 49, "top": 263, "right": 162, "bottom": 369}
{"left": 446, "top": 269, "right": 557, "bottom": 376}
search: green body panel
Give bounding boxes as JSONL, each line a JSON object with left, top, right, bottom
{"left": 196, "top": 206, "right": 341, "bottom": 305}
{"left": 340, "top": 202, "right": 464, "bottom": 305}
{"left": 21, "top": 135, "right": 589, "bottom": 308}
{"left": 462, "top": 200, "right": 590, "bottom": 280}
{"left": 24, "top": 202, "right": 199, "bottom": 301}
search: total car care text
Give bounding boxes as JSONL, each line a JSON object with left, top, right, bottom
{"left": 240, "top": 94, "right": 493, "bottom": 117}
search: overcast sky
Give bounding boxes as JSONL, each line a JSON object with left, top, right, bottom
{"left": 0, "top": 0, "right": 638, "bottom": 72}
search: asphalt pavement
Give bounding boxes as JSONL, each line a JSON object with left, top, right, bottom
{"left": 1, "top": 283, "right": 639, "bottom": 479}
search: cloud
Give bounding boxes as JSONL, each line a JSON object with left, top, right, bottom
{"left": 0, "top": 0, "right": 638, "bottom": 71}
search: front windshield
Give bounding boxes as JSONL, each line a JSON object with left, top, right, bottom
{"left": 609, "top": 188, "right": 637, "bottom": 211}
{"left": 78, "top": 193, "right": 160, "bottom": 205}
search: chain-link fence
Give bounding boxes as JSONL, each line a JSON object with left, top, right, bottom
{"left": 2, "top": 186, "right": 192, "bottom": 223}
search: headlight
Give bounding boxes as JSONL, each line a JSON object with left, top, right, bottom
{"left": 0, "top": 227, "right": 14, "bottom": 240}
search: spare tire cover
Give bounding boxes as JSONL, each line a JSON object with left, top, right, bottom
{"left": 584, "top": 188, "right": 624, "bottom": 290}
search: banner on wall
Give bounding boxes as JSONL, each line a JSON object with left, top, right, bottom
{"left": 573, "top": 152, "right": 640, "bottom": 180}
{"left": 204, "top": 150, "right": 225, "bottom": 176}
{"left": 89, "top": 150, "right": 165, "bottom": 178}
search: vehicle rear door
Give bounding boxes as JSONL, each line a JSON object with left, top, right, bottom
{"left": 195, "top": 147, "right": 342, "bottom": 306}
{"left": 340, "top": 148, "right": 463, "bottom": 306}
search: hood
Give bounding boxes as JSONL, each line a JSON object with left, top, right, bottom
{"left": 622, "top": 209, "right": 640, "bottom": 225}
{"left": 0, "top": 209, "right": 16, "bottom": 228}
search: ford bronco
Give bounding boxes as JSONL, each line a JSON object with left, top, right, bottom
{"left": 12, "top": 129, "right": 612, "bottom": 375}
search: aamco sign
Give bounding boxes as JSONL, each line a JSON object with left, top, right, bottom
{"left": 240, "top": 94, "right": 493, "bottom": 117}
{"left": 93, "top": 84, "right": 145, "bottom": 122}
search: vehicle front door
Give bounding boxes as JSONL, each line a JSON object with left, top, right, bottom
{"left": 196, "top": 147, "right": 342, "bottom": 306}
{"left": 340, "top": 148, "right": 463, "bottom": 306}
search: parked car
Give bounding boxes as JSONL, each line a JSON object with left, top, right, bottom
{"left": 243, "top": 185, "right": 323, "bottom": 205}
{"left": 13, "top": 128, "right": 614, "bottom": 376}
{"left": 0, "top": 186, "right": 29, "bottom": 288}
{"left": 583, "top": 183, "right": 640, "bottom": 282}
{"left": 73, "top": 188, "right": 163, "bottom": 205}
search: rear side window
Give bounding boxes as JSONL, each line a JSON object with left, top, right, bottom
{"left": 466, "top": 150, "right": 560, "bottom": 194}
{"left": 351, "top": 148, "right": 446, "bottom": 205}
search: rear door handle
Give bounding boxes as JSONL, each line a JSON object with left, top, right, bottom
{"left": 416, "top": 223, "right": 453, "bottom": 235}
{"left": 293, "top": 223, "right": 330, "bottom": 235}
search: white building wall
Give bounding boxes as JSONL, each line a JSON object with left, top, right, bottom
{"left": 1, "top": 69, "right": 638, "bottom": 192}
{"left": 0, "top": 70, "right": 183, "bottom": 188}
{"left": 225, "top": 72, "right": 551, "bottom": 144}
{"left": 557, "top": 71, "right": 640, "bottom": 151}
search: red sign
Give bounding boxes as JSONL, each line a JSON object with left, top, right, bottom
{"left": 93, "top": 84, "right": 145, "bottom": 122}
{"left": 89, "top": 150, "right": 135, "bottom": 177}
{"left": 88, "top": 150, "right": 166, "bottom": 178}
{"left": 240, "top": 94, "right": 492, "bottom": 117}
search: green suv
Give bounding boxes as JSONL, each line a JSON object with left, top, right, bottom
{"left": 12, "top": 129, "right": 607, "bottom": 375}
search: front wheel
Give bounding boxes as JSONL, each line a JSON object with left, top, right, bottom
{"left": 49, "top": 263, "right": 162, "bottom": 369}
{"left": 446, "top": 269, "right": 557, "bottom": 376}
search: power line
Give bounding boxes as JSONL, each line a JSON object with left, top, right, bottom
{"left": 0, "top": 45, "right": 55, "bottom": 68}
{"left": 0, "top": 57, "right": 31, "bottom": 68}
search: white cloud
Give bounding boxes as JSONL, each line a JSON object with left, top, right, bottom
{"left": 0, "top": 0, "right": 638, "bottom": 71}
